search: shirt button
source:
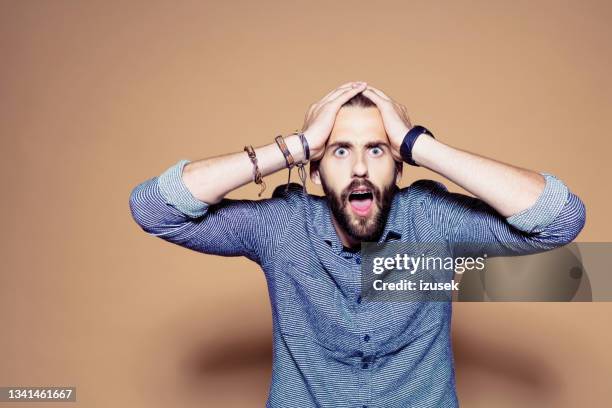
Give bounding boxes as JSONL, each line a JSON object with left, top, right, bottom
{"left": 356, "top": 296, "right": 362, "bottom": 304}
{"left": 355, "top": 257, "right": 361, "bottom": 264}
{"left": 362, "top": 363, "right": 369, "bottom": 369}
{"left": 363, "top": 334, "right": 370, "bottom": 342}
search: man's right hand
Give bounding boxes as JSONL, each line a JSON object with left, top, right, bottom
{"left": 301, "top": 81, "right": 368, "bottom": 161}
{"left": 176, "top": 81, "right": 368, "bottom": 206}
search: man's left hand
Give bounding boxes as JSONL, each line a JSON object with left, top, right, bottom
{"left": 362, "top": 85, "right": 413, "bottom": 161}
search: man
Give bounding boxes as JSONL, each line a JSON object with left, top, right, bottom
{"left": 129, "top": 81, "right": 586, "bottom": 407}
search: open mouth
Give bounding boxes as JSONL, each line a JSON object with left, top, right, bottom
{"left": 347, "top": 188, "right": 374, "bottom": 216}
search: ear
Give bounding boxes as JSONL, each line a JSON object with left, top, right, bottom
{"left": 395, "top": 161, "right": 403, "bottom": 184}
{"left": 310, "top": 161, "right": 322, "bottom": 185}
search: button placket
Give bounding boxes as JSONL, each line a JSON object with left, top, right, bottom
{"left": 354, "top": 252, "right": 371, "bottom": 408}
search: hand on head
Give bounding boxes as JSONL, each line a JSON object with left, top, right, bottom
{"left": 302, "top": 81, "right": 412, "bottom": 162}
{"left": 302, "top": 81, "right": 368, "bottom": 161}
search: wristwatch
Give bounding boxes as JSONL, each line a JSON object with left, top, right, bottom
{"left": 399, "top": 125, "right": 435, "bottom": 167}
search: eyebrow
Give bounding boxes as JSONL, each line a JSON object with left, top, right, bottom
{"left": 326, "top": 140, "right": 391, "bottom": 150}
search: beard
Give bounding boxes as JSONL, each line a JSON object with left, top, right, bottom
{"left": 320, "top": 176, "right": 398, "bottom": 243}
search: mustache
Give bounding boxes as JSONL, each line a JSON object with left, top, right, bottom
{"left": 340, "top": 179, "right": 381, "bottom": 203}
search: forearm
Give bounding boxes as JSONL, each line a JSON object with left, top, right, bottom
{"left": 182, "top": 134, "right": 306, "bottom": 204}
{"left": 412, "top": 135, "right": 546, "bottom": 218}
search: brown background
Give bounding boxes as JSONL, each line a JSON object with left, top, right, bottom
{"left": 1, "top": 0, "right": 611, "bottom": 407}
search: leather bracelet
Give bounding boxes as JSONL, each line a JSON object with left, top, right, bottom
{"left": 300, "top": 133, "right": 310, "bottom": 162}
{"left": 279, "top": 132, "right": 309, "bottom": 194}
{"left": 293, "top": 131, "right": 309, "bottom": 193}
{"left": 244, "top": 145, "right": 266, "bottom": 197}
{"left": 292, "top": 130, "right": 310, "bottom": 162}
{"left": 399, "top": 125, "right": 435, "bottom": 167}
{"left": 274, "top": 135, "right": 295, "bottom": 168}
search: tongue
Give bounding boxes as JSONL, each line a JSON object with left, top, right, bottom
{"left": 350, "top": 198, "right": 372, "bottom": 212}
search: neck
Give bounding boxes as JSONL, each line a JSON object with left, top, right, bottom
{"left": 330, "top": 213, "right": 361, "bottom": 250}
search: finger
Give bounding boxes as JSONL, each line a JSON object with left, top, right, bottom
{"left": 320, "top": 82, "right": 363, "bottom": 105}
{"left": 303, "top": 109, "right": 312, "bottom": 126}
{"left": 371, "top": 88, "right": 409, "bottom": 119}
{"left": 366, "top": 85, "right": 391, "bottom": 101}
{"left": 366, "top": 85, "right": 391, "bottom": 99}
{"left": 306, "top": 103, "right": 316, "bottom": 117}
{"left": 329, "top": 82, "right": 368, "bottom": 107}
{"left": 362, "top": 88, "right": 388, "bottom": 108}
{"left": 401, "top": 104, "right": 411, "bottom": 116}
{"left": 318, "top": 82, "right": 357, "bottom": 103}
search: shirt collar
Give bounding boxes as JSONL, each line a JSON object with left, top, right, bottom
{"left": 310, "top": 188, "right": 403, "bottom": 254}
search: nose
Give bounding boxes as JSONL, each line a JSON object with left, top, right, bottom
{"left": 351, "top": 152, "right": 368, "bottom": 178}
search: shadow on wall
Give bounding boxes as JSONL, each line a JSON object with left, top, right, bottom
{"left": 453, "top": 329, "right": 563, "bottom": 404}
{"left": 176, "top": 327, "right": 562, "bottom": 405}
{"left": 183, "top": 334, "right": 273, "bottom": 376}
{"left": 163, "top": 303, "right": 563, "bottom": 405}
{"left": 176, "top": 328, "right": 274, "bottom": 404}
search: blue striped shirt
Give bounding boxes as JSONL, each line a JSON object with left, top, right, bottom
{"left": 129, "top": 159, "right": 586, "bottom": 407}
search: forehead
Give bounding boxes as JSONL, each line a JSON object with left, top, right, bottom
{"left": 328, "top": 106, "right": 388, "bottom": 144}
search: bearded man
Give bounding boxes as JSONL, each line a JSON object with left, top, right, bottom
{"left": 129, "top": 81, "right": 586, "bottom": 407}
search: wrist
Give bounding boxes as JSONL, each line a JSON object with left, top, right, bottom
{"left": 302, "top": 130, "right": 324, "bottom": 161}
{"left": 410, "top": 134, "right": 436, "bottom": 167}
{"left": 399, "top": 125, "right": 435, "bottom": 166}
{"left": 284, "top": 134, "right": 306, "bottom": 164}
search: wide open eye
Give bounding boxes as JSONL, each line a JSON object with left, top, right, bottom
{"left": 334, "top": 147, "right": 349, "bottom": 158}
{"left": 369, "top": 146, "right": 384, "bottom": 157}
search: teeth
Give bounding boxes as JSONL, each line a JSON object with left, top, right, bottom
{"left": 349, "top": 189, "right": 372, "bottom": 199}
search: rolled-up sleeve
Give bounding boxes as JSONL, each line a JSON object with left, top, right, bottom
{"left": 129, "top": 159, "right": 296, "bottom": 264}
{"left": 416, "top": 172, "right": 586, "bottom": 258}
{"left": 506, "top": 173, "right": 571, "bottom": 234}
{"left": 157, "top": 159, "right": 209, "bottom": 218}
